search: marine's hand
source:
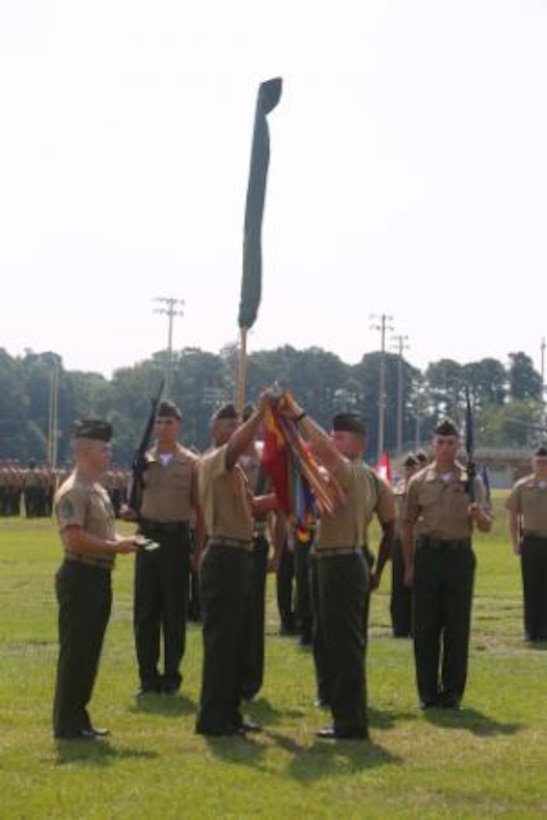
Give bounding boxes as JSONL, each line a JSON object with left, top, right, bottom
{"left": 468, "top": 502, "right": 485, "bottom": 521}
{"left": 512, "top": 540, "right": 521, "bottom": 556}
{"left": 267, "top": 554, "right": 280, "bottom": 574}
{"left": 257, "top": 387, "right": 279, "bottom": 414}
{"left": 369, "top": 571, "right": 381, "bottom": 592}
{"left": 115, "top": 536, "right": 139, "bottom": 554}
{"left": 278, "top": 392, "right": 304, "bottom": 420}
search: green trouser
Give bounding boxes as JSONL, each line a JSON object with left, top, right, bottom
{"left": 311, "top": 553, "right": 330, "bottom": 703}
{"left": 413, "top": 546, "right": 475, "bottom": 703}
{"left": 241, "top": 535, "right": 269, "bottom": 699}
{"left": 276, "top": 537, "right": 295, "bottom": 632}
{"left": 316, "top": 552, "right": 369, "bottom": 735}
{"left": 53, "top": 561, "right": 112, "bottom": 737}
{"left": 520, "top": 535, "right": 547, "bottom": 641}
{"left": 391, "top": 536, "right": 412, "bottom": 637}
{"left": 196, "top": 544, "right": 252, "bottom": 733}
{"left": 134, "top": 525, "right": 191, "bottom": 690}
{"left": 294, "top": 540, "right": 312, "bottom": 640}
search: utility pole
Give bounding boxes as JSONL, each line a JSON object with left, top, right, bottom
{"left": 47, "top": 360, "right": 59, "bottom": 468}
{"left": 370, "top": 313, "right": 394, "bottom": 463}
{"left": 541, "top": 337, "right": 546, "bottom": 426}
{"left": 154, "top": 297, "right": 185, "bottom": 398}
{"left": 541, "top": 337, "right": 546, "bottom": 395}
{"left": 392, "top": 334, "right": 409, "bottom": 472}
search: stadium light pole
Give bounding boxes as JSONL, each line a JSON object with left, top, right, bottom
{"left": 154, "top": 296, "right": 185, "bottom": 399}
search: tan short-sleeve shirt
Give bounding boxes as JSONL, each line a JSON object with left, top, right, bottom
{"left": 198, "top": 444, "right": 254, "bottom": 541}
{"left": 505, "top": 474, "right": 547, "bottom": 536}
{"left": 55, "top": 472, "right": 116, "bottom": 567}
{"left": 403, "top": 462, "right": 484, "bottom": 539}
{"left": 140, "top": 444, "right": 198, "bottom": 523}
{"left": 317, "top": 459, "right": 395, "bottom": 550}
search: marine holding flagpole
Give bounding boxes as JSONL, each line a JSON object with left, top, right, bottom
{"left": 195, "top": 78, "right": 282, "bottom": 737}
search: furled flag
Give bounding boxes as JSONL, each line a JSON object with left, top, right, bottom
{"left": 262, "top": 395, "right": 341, "bottom": 537}
{"left": 375, "top": 451, "right": 392, "bottom": 484}
{"left": 238, "top": 78, "right": 283, "bottom": 331}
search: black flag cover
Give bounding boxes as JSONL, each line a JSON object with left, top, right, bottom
{"left": 238, "top": 77, "right": 283, "bottom": 330}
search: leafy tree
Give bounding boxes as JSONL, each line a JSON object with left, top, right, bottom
{"left": 424, "top": 359, "right": 463, "bottom": 423}
{"left": 508, "top": 352, "right": 543, "bottom": 402}
{"left": 462, "top": 358, "right": 506, "bottom": 408}
{"left": 478, "top": 399, "right": 544, "bottom": 448}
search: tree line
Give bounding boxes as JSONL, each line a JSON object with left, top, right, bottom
{"left": 0, "top": 346, "right": 544, "bottom": 466}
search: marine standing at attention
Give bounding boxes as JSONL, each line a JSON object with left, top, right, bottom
{"left": 505, "top": 445, "right": 547, "bottom": 643}
{"left": 402, "top": 420, "right": 492, "bottom": 709}
{"left": 53, "top": 419, "right": 137, "bottom": 740}
{"left": 132, "top": 400, "right": 200, "bottom": 696}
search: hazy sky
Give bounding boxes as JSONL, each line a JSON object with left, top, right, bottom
{"left": 1, "top": 0, "right": 546, "bottom": 378}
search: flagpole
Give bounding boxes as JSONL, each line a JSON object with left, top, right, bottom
{"left": 237, "top": 326, "right": 248, "bottom": 412}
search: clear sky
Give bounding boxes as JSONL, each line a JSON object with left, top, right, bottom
{"left": 1, "top": 0, "right": 546, "bottom": 378}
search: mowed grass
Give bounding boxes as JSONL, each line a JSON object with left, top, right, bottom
{"left": 1, "top": 492, "right": 547, "bottom": 818}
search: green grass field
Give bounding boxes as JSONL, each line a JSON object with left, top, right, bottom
{"left": 1, "top": 493, "right": 547, "bottom": 818}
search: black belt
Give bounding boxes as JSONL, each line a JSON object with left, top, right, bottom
{"left": 522, "top": 532, "right": 547, "bottom": 540}
{"left": 65, "top": 551, "right": 113, "bottom": 570}
{"left": 418, "top": 536, "right": 471, "bottom": 551}
{"left": 140, "top": 519, "right": 189, "bottom": 536}
{"left": 207, "top": 536, "right": 253, "bottom": 552}
{"left": 315, "top": 546, "right": 363, "bottom": 558}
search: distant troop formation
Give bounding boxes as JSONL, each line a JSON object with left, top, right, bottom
{"left": 46, "top": 390, "right": 547, "bottom": 743}
{"left": 0, "top": 462, "right": 130, "bottom": 519}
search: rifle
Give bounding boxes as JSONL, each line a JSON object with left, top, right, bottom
{"left": 464, "top": 385, "right": 476, "bottom": 502}
{"left": 127, "top": 379, "right": 164, "bottom": 514}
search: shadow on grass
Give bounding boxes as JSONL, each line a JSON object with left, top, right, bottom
{"left": 263, "top": 729, "right": 401, "bottom": 782}
{"left": 201, "top": 733, "right": 267, "bottom": 767}
{"left": 54, "top": 740, "right": 159, "bottom": 767}
{"left": 525, "top": 640, "right": 547, "bottom": 651}
{"left": 369, "top": 706, "right": 418, "bottom": 731}
{"left": 423, "top": 706, "right": 522, "bottom": 736}
{"left": 246, "top": 697, "right": 306, "bottom": 725}
{"left": 128, "top": 692, "right": 196, "bottom": 717}
{"left": 283, "top": 734, "right": 401, "bottom": 782}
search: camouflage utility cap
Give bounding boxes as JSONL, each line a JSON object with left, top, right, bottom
{"left": 72, "top": 418, "right": 113, "bottom": 442}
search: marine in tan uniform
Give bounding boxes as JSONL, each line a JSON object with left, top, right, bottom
{"left": 195, "top": 394, "right": 276, "bottom": 737}
{"left": 52, "top": 419, "right": 137, "bottom": 740}
{"left": 402, "top": 419, "right": 492, "bottom": 709}
{"left": 310, "top": 423, "right": 395, "bottom": 712}
{"left": 505, "top": 444, "right": 547, "bottom": 642}
{"left": 132, "top": 400, "right": 200, "bottom": 696}
{"left": 239, "top": 404, "right": 275, "bottom": 701}
{"left": 281, "top": 399, "right": 394, "bottom": 740}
